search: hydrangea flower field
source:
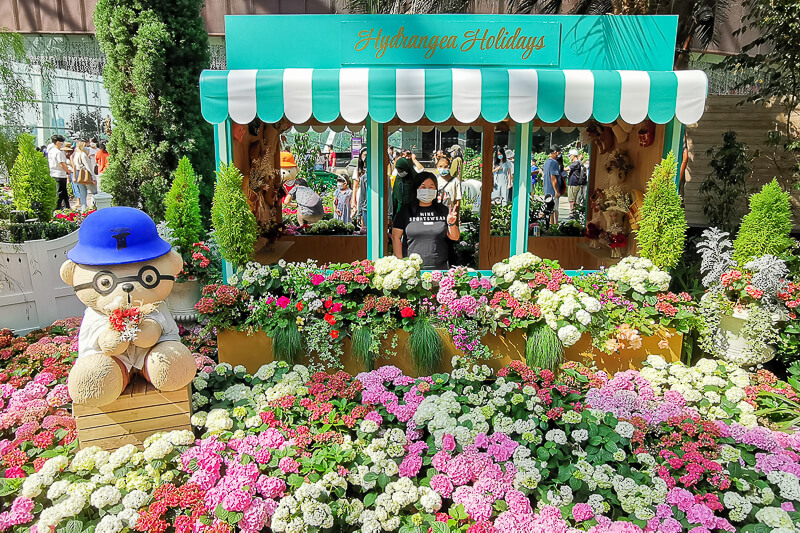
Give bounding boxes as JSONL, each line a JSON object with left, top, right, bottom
{"left": 2, "top": 318, "right": 800, "bottom": 533}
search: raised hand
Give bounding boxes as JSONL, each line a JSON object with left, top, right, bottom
{"left": 447, "top": 205, "right": 458, "bottom": 226}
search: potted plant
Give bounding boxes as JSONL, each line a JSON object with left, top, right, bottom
{"left": 164, "top": 157, "right": 207, "bottom": 321}
{"left": 212, "top": 162, "right": 258, "bottom": 269}
{"left": 697, "top": 228, "right": 788, "bottom": 367}
{"left": 9, "top": 134, "right": 57, "bottom": 222}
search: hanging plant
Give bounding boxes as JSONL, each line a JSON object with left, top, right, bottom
{"left": 409, "top": 316, "right": 443, "bottom": 375}
{"left": 526, "top": 322, "right": 563, "bottom": 371}
{"left": 272, "top": 322, "right": 304, "bottom": 364}
{"left": 604, "top": 150, "right": 634, "bottom": 181}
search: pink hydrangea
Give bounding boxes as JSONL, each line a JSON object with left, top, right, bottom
{"left": 430, "top": 474, "right": 454, "bottom": 498}
{"left": 222, "top": 489, "right": 252, "bottom": 512}
{"left": 278, "top": 456, "right": 299, "bottom": 474}
{"left": 571, "top": 503, "right": 594, "bottom": 522}
{"left": 257, "top": 476, "right": 286, "bottom": 499}
{"left": 442, "top": 434, "right": 456, "bottom": 452}
{"left": 399, "top": 454, "right": 423, "bottom": 478}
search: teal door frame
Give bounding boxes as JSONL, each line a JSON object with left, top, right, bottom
{"left": 366, "top": 117, "right": 385, "bottom": 260}
{"left": 510, "top": 122, "right": 533, "bottom": 256}
{"left": 663, "top": 117, "right": 685, "bottom": 187}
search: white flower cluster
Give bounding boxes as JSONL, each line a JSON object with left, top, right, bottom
{"left": 264, "top": 366, "right": 310, "bottom": 402}
{"left": 767, "top": 470, "right": 800, "bottom": 502}
{"left": 491, "top": 252, "right": 543, "bottom": 287}
{"left": 536, "top": 285, "right": 600, "bottom": 346}
{"left": 641, "top": 355, "right": 756, "bottom": 426}
{"left": 192, "top": 409, "right": 233, "bottom": 434}
{"left": 358, "top": 478, "right": 439, "bottom": 533}
{"left": 271, "top": 478, "right": 336, "bottom": 532}
{"left": 606, "top": 256, "right": 671, "bottom": 294}
{"left": 413, "top": 391, "right": 490, "bottom": 447}
{"left": 228, "top": 261, "right": 280, "bottom": 291}
{"left": 372, "top": 254, "right": 422, "bottom": 291}
{"left": 358, "top": 428, "right": 408, "bottom": 479}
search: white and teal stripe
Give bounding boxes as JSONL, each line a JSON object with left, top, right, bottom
{"left": 200, "top": 68, "right": 708, "bottom": 126}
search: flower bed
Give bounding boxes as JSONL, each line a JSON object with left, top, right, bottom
{"left": 2, "top": 320, "right": 800, "bottom": 532}
{"left": 200, "top": 255, "right": 695, "bottom": 374}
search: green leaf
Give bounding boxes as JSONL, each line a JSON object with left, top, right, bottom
{"left": 215, "top": 504, "right": 229, "bottom": 521}
{"left": 287, "top": 473, "right": 304, "bottom": 488}
{"left": 378, "top": 472, "right": 391, "bottom": 489}
{"left": 364, "top": 492, "right": 378, "bottom": 507}
{"left": 58, "top": 520, "right": 82, "bottom": 533}
{"left": 450, "top": 504, "right": 468, "bottom": 521}
{"left": 431, "top": 523, "right": 451, "bottom": 533}
{"left": 363, "top": 472, "right": 379, "bottom": 483}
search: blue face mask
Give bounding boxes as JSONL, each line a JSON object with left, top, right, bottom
{"left": 438, "top": 168, "right": 450, "bottom": 176}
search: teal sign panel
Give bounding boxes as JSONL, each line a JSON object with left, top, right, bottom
{"left": 340, "top": 21, "right": 561, "bottom": 66}
{"left": 225, "top": 15, "right": 679, "bottom": 72}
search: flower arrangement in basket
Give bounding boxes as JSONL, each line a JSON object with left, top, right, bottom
{"left": 604, "top": 149, "right": 634, "bottom": 181}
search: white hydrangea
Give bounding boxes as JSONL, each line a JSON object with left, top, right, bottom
{"left": 557, "top": 325, "right": 581, "bottom": 346}
{"left": 90, "top": 485, "right": 122, "bottom": 509}
{"left": 606, "top": 256, "right": 671, "bottom": 294}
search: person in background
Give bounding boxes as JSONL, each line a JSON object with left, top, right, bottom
{"left": 402, "top": 149, "right": 424, "bottom": 172}
{"left": 492, "top": 147, "right": 511, "bottom": 204}
{"left": 48, "top": 135, "right": 70, "bottom": 210}
{"left": 392, "top": 171, "right": 459, "bottom": 270}
{"left": 72, "top": 140, "right": 96, "bottom": 211}
{"left": 436, "top": 156, "right": 461, "bottom": 213}
{"left": 391, "top": 157, "right": 417, "bottom": 220}
{"left": 566, "top": 148, "right": 583, "bottom": 211}
{"left": 543, "top": 145, "right": 563, "bottom": 225}
{"left": 64, "top": 143, "right": 79, "bottom": 209}
{"left": 351, "top": 147, "right": 368, "bottom": 227}
{"left": 387, "top": 146, "right": 397, "bottom": 165}
{"left": 326, "top": 144, "right": 336, "bottom": 171}
{"left": 506, "top": 149, "right": 515, "bottom": 199}
{"left": 95, "top": 142, "right": 109, "bottom": 192}
{"left": 448, "top": 145, "right": 463, "bottom": 181}
{"left": 334, "top": 174, "right": 353, "bottom": 224}
{"left": 283, "top": 177, "right": 325, "bottom": 226}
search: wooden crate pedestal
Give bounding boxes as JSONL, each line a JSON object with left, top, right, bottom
{"left": 73, "top": 376, "right": 191, "bottom": 451}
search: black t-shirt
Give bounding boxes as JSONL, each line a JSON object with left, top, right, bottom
{"left": 567, "top": 161, "right": 583, "bottom": 186}
{"left": 393, "top": 203, "right": 451, "bottom": 269}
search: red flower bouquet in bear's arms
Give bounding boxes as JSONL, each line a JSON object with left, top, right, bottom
{"left": 108, "top": 303, "right": 160, "bottom": 343}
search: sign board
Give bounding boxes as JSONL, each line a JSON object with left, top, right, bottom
{"left": 341, "top": 21, "right": 560, "bottom": 66}
{"left": 351, "top": 136, "right": 362, "bottom": 158}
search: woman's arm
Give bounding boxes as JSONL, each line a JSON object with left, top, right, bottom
{"left": 446, "top": 206, "right": 460, "bottom": 241}
{"left": 391, "top": 228, "right": 404, "bottom": 259}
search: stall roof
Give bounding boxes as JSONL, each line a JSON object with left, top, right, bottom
{"left": 200, "top": 67, "right": 707, "bottom": 126}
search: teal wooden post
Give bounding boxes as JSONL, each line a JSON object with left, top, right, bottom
{"left": 663, "top": 117, "right": 685, "bottom": 187}
{"left": 366, "top": 117, "right": 384, "bottom": 260}
{"left": 214, "top": 120, "right": 235, "bottom": 283}
{"left": 509, "top": 122, "right": 533, "bottom": 256}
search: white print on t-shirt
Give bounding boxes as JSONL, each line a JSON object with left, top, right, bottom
{"left": 409, "top": 211, "right": 446, "bottom": 223}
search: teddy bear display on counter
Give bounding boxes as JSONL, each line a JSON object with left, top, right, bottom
{"left": 61, "top": 206, "right": 197, "bottom": 407}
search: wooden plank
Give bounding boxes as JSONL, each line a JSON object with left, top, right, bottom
{"left": 479, "top": 122, "right": 494, "bottom": 270}
{"left": 72, "top": 387, "right": 190, "bottom": 417}
{"left": 76, "top": 402, "right": 191, "bottom": 431}
{"left": 77, "top": 413, "right": 191, "bottom": 442}
{"left": 80, "top": 425, "right": 192, "bottom": 451}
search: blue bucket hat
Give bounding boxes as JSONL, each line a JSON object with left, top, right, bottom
{"left": 67, "top": 206, "right": 172, "bottom": 265}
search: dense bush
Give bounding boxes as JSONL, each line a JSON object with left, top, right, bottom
{"left": 733, "top": 179, "right": 793, "bottom": 264}
{"left": 8, "top": 134, "right": 56, "bottom": 221}
{"left": 0, "top": 220, "right": 79, "bottom": 243}
{"left": 634, "top": 152, "right": 687, "bottom": 270}
{"left": 165, "top": 157, "right": 203, "bottom": 256}
{"left": 211, "top": 163, "right": 258, "bottom": 269}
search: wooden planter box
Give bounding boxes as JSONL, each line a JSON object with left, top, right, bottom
{"left": 486, "top": 236, "right": 615, "bottom": 271}
{"left": 254, "top": 235, "right": 368, "bottom": 266}
{"left": 73, "top": 376, "right": 192, "bottom": 451}
{"left": 218, "top": 327, "right": 682, "bottom": 377}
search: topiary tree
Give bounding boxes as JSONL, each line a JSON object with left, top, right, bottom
{"left": 633, "top": 152, "right": 687, "bottom": 270}
{"left": 165, "top": 157, "right": 202, "bottom": 256}
{"left": 732, "top": 179, "right": 793, "bottom": 265}
{"left": 212, "top": 163, "right": 258, "bottom": 269}
{"left": 94, "top": 0, "right": 214, "bottom": 221}
{"left": 9, "top": 133, "right": 56, "bottom": 221}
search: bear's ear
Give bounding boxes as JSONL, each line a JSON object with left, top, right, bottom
{"left": 60, "top": 260, "right": 77, "bottom": 286}
{"left": 165, "top": 250, "right": 184, "bottom": 276}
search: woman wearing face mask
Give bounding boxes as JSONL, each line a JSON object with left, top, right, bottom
{"left": 435, "top": 156, "right": 461, "bottom": 212}
{"left": 392, "top": 171, "right": 459, "bottom": 270}
{"left": 334, "top": 174, "right": 353, "bottom": 224}
{"left": 492, "top": 147, "right": 510, "bottom": 204}
{"left": 350, "top": 147, "right": 368, "bottom": 227}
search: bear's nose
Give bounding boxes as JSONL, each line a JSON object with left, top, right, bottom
{"left": 121, "top": 283, "right": 135, "bottom": 293}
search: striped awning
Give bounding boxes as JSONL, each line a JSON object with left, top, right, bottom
{"left": 200, "top": 68, "right": 708, "bottom": 126}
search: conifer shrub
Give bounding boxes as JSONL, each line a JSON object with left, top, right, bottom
{"left": 732, "top": 179, "right": 793, "bottom": 265}
{"left": 211, "top": 163, "right": 257, "bottom": 269}
{"left": 9, "top": 134, "right": 56, "bottom": 221}
{"left": 633, "top": 152, "right": 687, "bottom": 270}
{"left": 165, "top": 157, "right": 202, "bottom": 256}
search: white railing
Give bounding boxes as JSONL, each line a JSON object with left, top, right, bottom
{"left": 0, "top": 230, "right": 83, "bottom": 334}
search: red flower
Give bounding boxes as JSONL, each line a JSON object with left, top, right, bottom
{"left": 330, "top": 330, "right": 339, "bottom": 339}
{"left": 400, "top": 306, "right": 416, "bottom": 318}
{"left": 296, "top": 301, "right": 304, "bottom": 312}
{"left": 324, "top": 314, "right": 336, "bottom": 325}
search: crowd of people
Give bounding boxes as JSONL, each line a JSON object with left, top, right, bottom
{"left": 42, "top": 135, "right": 109, "bottom": 212}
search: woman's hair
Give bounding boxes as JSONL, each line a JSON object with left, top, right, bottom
{"left": 76, "top": 140, "right": 87, "bottom": 153}
{"left": 357, "top": 147, "right": 367, "bottom": 174}
{"left": 436, "top": 156, "right": 450, "bottom": 167}
{"left": 493, "top": 146, "right": 506, "bottom": 165}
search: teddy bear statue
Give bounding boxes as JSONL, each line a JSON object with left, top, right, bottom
{"left": 61, "top": 206, "right": 197, "bottom": 406}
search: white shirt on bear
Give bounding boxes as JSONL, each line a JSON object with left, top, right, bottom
{"left": 78, "top": 306, "right": 182, "bottom": 371}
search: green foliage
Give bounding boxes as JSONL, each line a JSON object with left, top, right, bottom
{"left": 305, "top": 218, "right": 355, "bottom": 235}
{"left": 462, "top": 147, "right": 482, "bottom": 181}
{"left": 272, "top": 323, "right": 303, "bottom": 364}
{"left": 351, "top": 326, "right": 375, "bottom": 371}
{"left": 66, "top": 108, "right": 105, "bottom": 141}
{"left": 732, "top": 179, "right": 793, "bottom": 265}
{"left": 409, "top": 316, "right": 443, "bottom": 375}
{"left": 165, "top": 157, "right": 203, "bottom": 255}
{"left": 633, "top": 152, "right": 687, "bottom": 270}
{"left": 287, "top": 132, "right": 321, "bottom": 184}
{"left": 0, "top": 220, "right": 78, "bottom": 243}
{"left": 9, "top": 134, "right": 56, "bottom": 221}
{"left": 211, "top": 163, "right": 257, "bottom": 269}
{"left": 526, "top": 322, "right": 563, "bottom": 371}
{"left": 700, "top": 131, "right": 752, "bottom": 234}
{"left": 93, "top": 0, "right": 214, "bottom": 218}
